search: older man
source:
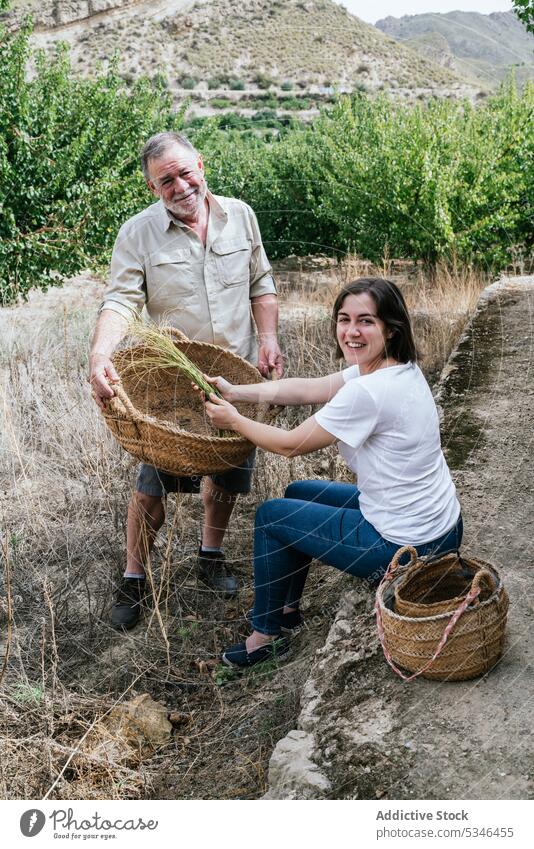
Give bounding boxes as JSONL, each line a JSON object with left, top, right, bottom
{"left": 89, "top": 131, "right": 283, "bottom": 630}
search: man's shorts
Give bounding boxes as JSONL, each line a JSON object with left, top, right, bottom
{"left": 136, "top": 450, "right": 256, "bottom": 497}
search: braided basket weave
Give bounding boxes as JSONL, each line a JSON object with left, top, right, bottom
{"left": 375, "top": 546, "right": 508, "bottom": 681}
{"left": 102, "top": 328, "right": 279, "bottom": 476}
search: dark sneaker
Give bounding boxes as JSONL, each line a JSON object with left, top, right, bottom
{"left": 222, "top": 636, "right": 290, "bottom": 669}
{"left": 246, "top": 608, "right": 305, "bottom": 635}
{"left": 111, "top": 577, "right": 147, "bottom": 631}
{"left": 198, "top": 549, "right": 238, "bottom": 598}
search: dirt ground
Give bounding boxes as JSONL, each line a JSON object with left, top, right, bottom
{"left": 265, "top": 276, "right": 534, "bottom": 800}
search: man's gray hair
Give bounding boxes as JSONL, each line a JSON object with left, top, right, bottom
{"left": 140, "top": 132, "right": 198, "bottom": 180}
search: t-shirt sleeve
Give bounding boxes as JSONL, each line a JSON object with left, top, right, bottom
{"left": 314, "top": 380, "right": 378, "bottom": 449}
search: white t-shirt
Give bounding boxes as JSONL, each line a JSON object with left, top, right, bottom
{"left": 314, "top": 362, "right": 460, "bottom": 545}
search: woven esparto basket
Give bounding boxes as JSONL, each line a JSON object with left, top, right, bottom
{"left": 375, "top": 545, "right": 509, "bottom": 682}
{"left": 101, "top": 327, "right": 280, "bottom": 476}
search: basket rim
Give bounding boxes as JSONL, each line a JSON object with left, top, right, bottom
{"left": 377, "top": 560, "right": 505, "bottom": 623}
{"left": 394, "top": 557, "right": 480, "bottom": 613}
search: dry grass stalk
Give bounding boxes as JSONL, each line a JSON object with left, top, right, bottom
{"left": 125, "top": 320, "right": 223, "bottom": 400}
{"left": 0, "top": 534, "right": 13, "bottom": 689}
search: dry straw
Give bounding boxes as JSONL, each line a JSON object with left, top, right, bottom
{"left": 124, "top": 320, "right": 224, "bottom": 402}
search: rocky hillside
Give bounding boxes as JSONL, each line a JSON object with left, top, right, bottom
{"left": 376, "top": 10, "right": 534, "bottom": 90}
{"left": 2, "top": 0, "right": 475, "bottom": 97}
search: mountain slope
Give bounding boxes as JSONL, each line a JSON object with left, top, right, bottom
{"left": 2, "top": 0, "right": 475, "bottom": 95}
{"left": 376, "top": 10, "right": 534, "bottom": 90}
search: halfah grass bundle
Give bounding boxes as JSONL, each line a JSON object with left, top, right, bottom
{"left": 125, "top": 320, "right": 223, "bottom": 401}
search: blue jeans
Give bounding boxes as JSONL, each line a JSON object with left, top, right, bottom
{"left": 251, "top": 479, "right": 463, "bottom": 636}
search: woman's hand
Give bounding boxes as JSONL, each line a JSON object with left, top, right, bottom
{"left": 201, "top": 374, "right": 237, "bottom": 402}
{"left": 204, "top": 393, "right": 242, "bottom": 431}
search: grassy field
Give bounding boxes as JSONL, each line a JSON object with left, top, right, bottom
{"left": 0, "top": 260, "right": 486, "bottom": 798}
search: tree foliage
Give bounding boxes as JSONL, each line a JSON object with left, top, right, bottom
{"left": 0, "top": 9, "right": 532, "bottom": 305}
{"left": 200, "top": 81, "right": 533, "bottom": 269}
{"left": 0, "top": 16, "right": 184, "bottom": 304}
{"left": 512, "top": 0, "right": 534, "bottom": 34}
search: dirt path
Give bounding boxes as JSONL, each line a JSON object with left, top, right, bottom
{"left": 265, "top": 275, "right": 534, "bottom": 800}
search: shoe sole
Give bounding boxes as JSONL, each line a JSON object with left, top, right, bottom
{"left": 280, "top": 623, "right": 304, "bottom": 635}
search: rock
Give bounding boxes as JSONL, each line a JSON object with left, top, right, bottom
{"left": 263, "top": 730, "right": 331, "bottom": 800}
{"left": 110, "top": 693, "right": 173, "bottom": 747}
{"left": 81, "top": 693, "right": 172, "bottom": 768}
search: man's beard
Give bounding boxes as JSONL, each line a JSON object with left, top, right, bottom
{"left": 165, "top": 181, "right": 207, "bottom": 219}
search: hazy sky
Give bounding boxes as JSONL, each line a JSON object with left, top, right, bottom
{"left": 337, "top": 1, "right": 513, "bottom": 25}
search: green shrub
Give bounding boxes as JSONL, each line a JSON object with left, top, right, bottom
{"left": 229, "top": 78, "right": 245, "bottom": 90}
{"left": 207, "top": 77, "right": 222, "bottom": 89}
{"left": 180, "top": 76, "right": 197, "bottom": 89}
{"left": 253, "top": 73, "right": 274, "bottom": 90}
{"left": 281, "top": 80, "right": 294, "bottom": 91}
{"left": 200, "top": 80, "right": 533, "bottom": 268}
{"left": 209, "top": 98, "right": 232, "bottom": 109}
{"left": 217, "top": 112, "right": 247, "bottom": 129}
{"left": 251, "top": 108, "right": 278, "bottom": 122}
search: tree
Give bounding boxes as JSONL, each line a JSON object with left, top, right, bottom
{"left": 512, "top": 0, "right": 534, "bottom": 34}
{"left": 0, "top": 13, "right": 184, "bottom": 303}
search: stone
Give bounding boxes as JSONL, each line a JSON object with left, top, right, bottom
{"left": 263, "top": 730, "right": 331, "bottom": 800}
{"left": 81, "top": 693, "right": 172, "bottom": 768}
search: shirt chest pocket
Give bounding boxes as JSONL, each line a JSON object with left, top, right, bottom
{"left": 148, "top": 248, "right": 194, "bottom": 299}
{"left": 211, "top": 238, "right": 251, "bottom": 287}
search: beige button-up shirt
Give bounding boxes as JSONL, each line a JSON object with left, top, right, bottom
{"left": 100, "top": 192, "right": 277, "bottom": 362}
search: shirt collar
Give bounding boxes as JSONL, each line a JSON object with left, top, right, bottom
{"left": 156, "top": 191, "right": 228, "bottom": 233}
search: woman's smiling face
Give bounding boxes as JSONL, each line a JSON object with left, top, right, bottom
{"left": 335, "top": 292, "right": 392, "bottom": 374}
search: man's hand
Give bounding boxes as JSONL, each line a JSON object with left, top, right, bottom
{"left": 251, "top": 294, "right": 283, "bottom": 378}
{"left": 203, "top": 393, "right": 241, "bottom": 431}
{"left": 258, "top": 335, "right": 284, "bottom": 379}
{"left": 88, "top": 354, "right": 120, "bottom": 410}
{"left": 88, "top": 309, "right": 129, "bottom": 410}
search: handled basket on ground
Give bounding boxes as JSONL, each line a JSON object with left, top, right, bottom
{"left": 375, "top": 546, "right": 508, "bottom": 682}
{"left": 101, "top": 327, "right": 281, "bottom": 476}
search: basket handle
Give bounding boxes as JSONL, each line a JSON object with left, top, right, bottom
{"left": 385, "top": 545, "right": 418, "bottom": 580}
{"left": 266, "top": 367, "right": 285, "bottom": 418}
{"left": 106, "top": 382, "right": 142, "bottom": 422}
{"left": 162, "top": 326, "right": 189, "bottom": 344}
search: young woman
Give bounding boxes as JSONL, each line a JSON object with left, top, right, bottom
{"left": 200, "top": 278, "right": 462, "bottom": 668}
